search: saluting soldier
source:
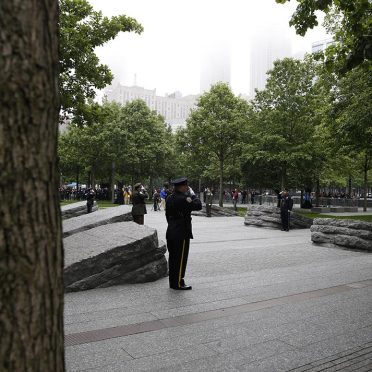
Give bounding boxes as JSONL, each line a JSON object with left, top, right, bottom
{"left": 280, "top": 190, "right": 293, "bottom": 231}
{"left": 166, "top": 177, "right": 202, "bottom": 290}
{"left": 131, "top": 183, "right": 148, "bottom": 225}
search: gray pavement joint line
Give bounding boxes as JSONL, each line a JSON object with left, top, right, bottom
{"left": 192, "top": 235, "right": 308, "bottom": 245}
{"left": 64, "top": 278, "right": 372, "bottom": 347}
{"left": 288, "top": 345, "right": 372, "bottom": 372}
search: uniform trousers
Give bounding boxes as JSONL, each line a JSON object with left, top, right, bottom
{"left": 132, "top": 215, "right": 144, "bottom": 225}
{"left": 206, "top": 204, "right": 212, "bottom": 217}
{"left": 167, "top": 239, "right": 190, "bottom": 288}
{"left": 87, "top": 200, "right": 93, "bottom": 213}
{"left": 280, "top": 210, "right": 290, "bottom": 230}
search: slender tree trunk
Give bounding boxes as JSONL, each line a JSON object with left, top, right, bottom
{"left": 363, "top": 154, "right": 368, "bottom": 212}
{"left": 348, "top": 176, "right": 352, "bottom": 197}
{"left": 149, "top": 176, "right": 153, "bottom": 199}
{"left": 0, "top": 1, "right": 65, "bottom": 371}
{"left": 281, "top": 163, "right": 287, "bottom": 190}
{"left": 76, "top": 166, "right": 80, "bottom": 194}
{"left": 219, "top": 158, "right": 224, "bottom": 207}
{"left": 111, "top": 161, "right": 115, "bottom": 203}
{"left": 91, "top": 167, "right": 95, "bottom": 190}
{"left": 315, "top": 179, "right": 320, "bottom": 207}
{"left": 87, "top": 171, "right": 91, "bottom": 188}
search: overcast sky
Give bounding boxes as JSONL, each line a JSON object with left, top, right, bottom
{"left": 88, "top": 0, "right": 329, "bottom": 97}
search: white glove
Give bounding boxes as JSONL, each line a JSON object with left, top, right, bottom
{"left": 188, "top": 187, "right": 195, "bottom": 196}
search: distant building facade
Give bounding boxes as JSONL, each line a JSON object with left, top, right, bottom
{"left": 312, "top": 38, "right": 334, "bottom": 53}
{"left": 105, "top": 84, "right": 198, "bottom": 129}
{"left": 249, "top": 24, "right": 292, "bottom": 97}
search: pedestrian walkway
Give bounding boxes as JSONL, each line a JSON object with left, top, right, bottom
{"left": 65, "top": 211, "right": 372, "bottom": 371}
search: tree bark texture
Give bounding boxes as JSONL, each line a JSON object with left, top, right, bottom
{"left": 0, "top": 1, "right": 65, "bottom": 371}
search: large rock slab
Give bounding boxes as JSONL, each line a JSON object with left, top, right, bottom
{"left": 61, "top": 201, "right": 98, "bottom": 219}
{"left": 311, "top": 218, "right": 372, "bottom": 251}
{"left": 192, "top": 205, "right": 238, "bottom": 217}
{"left": 64, "top": 222, "right": 167, "bottom": 292}
{"left": 63, "top": 205, "right": 132, "bottom": 238}
{"left": 244, "top": 205, "right": 313, "bottom": 229}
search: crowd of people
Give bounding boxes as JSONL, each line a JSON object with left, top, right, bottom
{"left": 59, "top": 186, "right": 109, "bottom": 201}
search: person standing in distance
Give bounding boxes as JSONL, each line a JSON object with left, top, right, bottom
{"left": 131, "top": 183, "right": 148, "bottom": 225}
{"left": 85, "top": 188, "right": 95, "bottom": 213}
{"left": 166, "top": 178, "right": 202, "bottom": 290}
{"left": 205, "top": 187, "right": 213, "bottom": 217}
{"left": 280, "top": 190, "right": 293, "bottom": 231}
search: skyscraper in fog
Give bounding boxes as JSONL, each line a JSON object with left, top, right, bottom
{"left": 200, "top": 40, "right": 231, "bottom": 93}
{"left": 249, "top": 23, "right": 292, "bottom": 97}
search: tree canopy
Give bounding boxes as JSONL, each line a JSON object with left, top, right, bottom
{"left": 276, "top": 0, "right": 372, "bottom": 72}
{"left": 59, "top": 0, "right": 143, "bottom": 124}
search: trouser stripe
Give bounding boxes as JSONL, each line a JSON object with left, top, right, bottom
{"left": 178, "top": 240, "right": 185, "bottom": 287}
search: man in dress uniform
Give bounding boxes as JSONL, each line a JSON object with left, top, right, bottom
{"left": 205, "top": 188, "right": 213, "bottom": 217}
{"left": 166, "top": 177, "right": 202, "bottom": 290}
{"left": 280, "top": 190, "right": 293, "bottom": 231}
{"left": 131, "top": 183, "right": 148, "bottom": 225}
{"left": 85, "top": 188, "right": 95, "bottom": 213}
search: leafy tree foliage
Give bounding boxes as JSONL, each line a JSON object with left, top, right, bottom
{"left": 243, "top": 58, "right": 321, "bottom": 190}
{"left": 181, "top": 83, "right": 251, "bottom": 206}
{"left": 276, "top": 0, "right": 371, "bottom": 72}
{"left": 59, "top": 100, "right": 173, "bottom": 191}
{"left": 328, "top": 66, "right": 372, "bottom": 209}
{"left": 59, "top": 0, "right": 143, "bottom": 123}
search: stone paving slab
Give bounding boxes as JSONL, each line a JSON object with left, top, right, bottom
{"left": 64, "top": 222, "right": 167, "bottom": 292}
{"left": 63, "top": 205, "right": 132, "bottom": 237}
{"left": 61, "top": 201, "right": 98, "bottom": 219}
{"left": 64, "top": 211, "right": 372, "bottom": 371}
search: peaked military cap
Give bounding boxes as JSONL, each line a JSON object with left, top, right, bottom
{"left": 171, "top": 177, "right": 188, "bottom": 186}
{"left": 134, "top": 182, "right": 142, "bottom": 189}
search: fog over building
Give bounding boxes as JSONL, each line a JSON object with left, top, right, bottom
{"left": 200, "top": 39, "right": 232, "bottom": 93}
{"left": 249, "top": 23, "right": 292, "bottom": 97}
{"left": 105, "top": 83, "right": 198, "bottom": 129}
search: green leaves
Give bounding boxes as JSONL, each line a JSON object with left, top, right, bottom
{"left": 244, "top": 57, "right": 321, "bottom": 189}
{"left": 58, "top": 100, "right": 173, "bottom": 184}
{"left": 276, "top": 0, "right": 372, "bottom": 73}
{"left": 59, "top": 0, "right": 143, "bottom": 123}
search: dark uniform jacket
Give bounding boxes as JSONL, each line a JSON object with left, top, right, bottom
{"left": 166, "top": 191, "right": 202, "bottom": 240}
{"left": 131, "top": 190, "right": 148, "bottom": 216}
{"left": 280, "top": 196, "right": 293, "bottom": 211}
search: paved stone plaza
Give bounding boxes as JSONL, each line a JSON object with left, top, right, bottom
{"left": 65, "top": 209, "right": 372, "bottom": 371}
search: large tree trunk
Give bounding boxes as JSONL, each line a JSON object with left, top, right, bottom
{"left": 0, "top": 1, "right": 65, "bottom": 371}
{"left": 219, "top": 158, "right": 224, "bottom": 207}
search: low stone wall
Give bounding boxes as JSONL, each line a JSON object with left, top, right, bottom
{"left": 192, "top": 205, "right": 238, "bottom": 217}
{"left": 244, "top": 205, "right": 313, "bottom": 229}
{"left": 64, "top": 222, "right": 168, "bottom": 292}
{"left": 63, "top": 205, "right": 132, "bottom": 238}
{"left": 311, "top": 218, "right": 372, "bottom": 251}
{"left": 61, "top": 201, "right": 98, "bottom": 219}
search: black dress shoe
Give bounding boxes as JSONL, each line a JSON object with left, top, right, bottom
{"left": 170, "top": 285, "right": 192, "bottom": 290}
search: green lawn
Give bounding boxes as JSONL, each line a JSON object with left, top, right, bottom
{"left": 236, "top": 207, "right": 248, "bottom": 217}
{"left": 297, "top": 211, "right": 372, "bottom": 223}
